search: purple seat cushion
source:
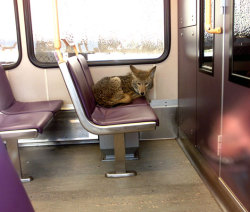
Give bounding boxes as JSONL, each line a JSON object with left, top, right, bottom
{"left": 92, "top": 104, "right": 159, "bottom": 126}
{"left": 77, "top": 54, "right": 94, "bottom": 88}
{"left": 2, "top": 100, "right": 63, "bottom": 115}
{"left": 0, "top": 139, "right": 34, "bottom": 212}
{"left": 67, "top": 57, "right": 96, "bottom": 120}
{"left": 129, "top": 97, "right": 149, "bottom": 106}
{"left": 0, "top": 112, "right": 53, "bottom": 133}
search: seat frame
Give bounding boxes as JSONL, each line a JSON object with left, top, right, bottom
{"left": 59, "top": 61, "right": 157, "bottom": 177}
{"left": 0, "top": 129, "right": 38, "bottom": 182}
{"left": 0, "top": 65, "right": 62, "bottom": 182}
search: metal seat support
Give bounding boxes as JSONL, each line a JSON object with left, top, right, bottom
{"left": 0, "top": 129, "right": 37, "bottom": 182}
{"left": 105, "top": 133, "right": 137, "bottom": 178}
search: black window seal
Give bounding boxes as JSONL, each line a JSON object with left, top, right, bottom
{"left": 23, "top": 0, "right": 171, "bottom": 68}
{"left": 3, "top": 0, "right": 22, "bottom": 70}
{"left": 199, "top": 0, "right": 214, "bottom": 76}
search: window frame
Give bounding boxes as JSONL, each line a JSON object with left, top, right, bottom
{"left": 199, "top": 0, "right": 215, "bottom": 76}
{"left": 1, "top": 0, "right": 22, "bottom": 70}
{"left": 228, "top": 0, "right": 250, "bottom": 88}
{"left": 23, "top": 0, "right": 171, "bottom": 68}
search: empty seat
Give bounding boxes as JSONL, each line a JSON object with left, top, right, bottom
{"left": 0, "top": 64, "right": 62, "bottom": 181}
{"left": 0, "top": 64, "right": 63, "bottom": 115}
{"left": 2, "top": 100, "right": 62, "bottom": 115}
{"left": 0, "top": 112, "right": 53, "bottom": 133}
{"left": 0, "top": 112, "right": 53, "bottom": 182}
{"left": 0, "top": 138, "right": 34, "bottom": 212}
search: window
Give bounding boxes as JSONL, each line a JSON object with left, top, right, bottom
{"left": 229, "top": 0, "right": 250, "bottom": 87}
{"left": 0, "top": 0, "right": 21, "bottom": 69}
{"left": 24, "top": 0, "right": 170, "bottom": 67}
{"left": 199, "top": 0, "right": 214, "bottom": 75}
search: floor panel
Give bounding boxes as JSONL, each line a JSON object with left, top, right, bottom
{"left": 22, "top": 139, "right": 222, "bottom": 212}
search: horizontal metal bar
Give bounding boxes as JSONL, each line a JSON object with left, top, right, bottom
{"left": 0, "top": 129, "right": 38, "bottom": 140}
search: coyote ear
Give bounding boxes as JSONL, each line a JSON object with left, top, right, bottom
{"left": 149, "top": 65, "right": 156, "bottom": 78}
{"left": 130, "top": 65, "right": 139, "bottom": 75}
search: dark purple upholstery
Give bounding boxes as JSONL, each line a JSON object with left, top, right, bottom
{"left": 77, "top": 54, "right": 94, "bottom": 88}
{"left": 0, "top": 138, "right": 34, "bottom": 212}
{"left": 67, "top": 57, "right": 96, "bottom": 120}
{"left": 67, "top": 56, "right": 159, "bottom": 126}
{"left": 0, "top": 64, "right": 63, "bottom": 115}
{"left": 92, "top": 104, "right": 159, "bottom": 126}
{"left": 0, "top": 112, "right": 53, "bottom": 133}
{"left": 129, "top": 97, "right": 149, "bottom": 105}
{"left": 0, "top": 65, "right": 15, "bottom": 111}
{"left": 2, "top": 100, "right": 63, "bottom": 115}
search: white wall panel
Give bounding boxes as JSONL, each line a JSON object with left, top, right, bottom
{"left": 8, "top": 0, "right": 178, "bottom": 108}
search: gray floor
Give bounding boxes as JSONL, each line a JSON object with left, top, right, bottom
{"left": 22, "top": 139, "right": 222, "bottom": 212}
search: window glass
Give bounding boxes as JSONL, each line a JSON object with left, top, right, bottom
{"left": 200, "top": 0, "right": 214, "bottom": 75}
{"left": 0, "top": 0, "right": 21, "bottom": 68}
{"left": 230, "top": 0, "right": 250, "bottom": 87}
{"left": 26, "top": 0, "right": 168, "bottom": 66}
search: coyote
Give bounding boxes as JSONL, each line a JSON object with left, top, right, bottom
{"left": 93, "top": 65, "right": 156, "bottom": 107}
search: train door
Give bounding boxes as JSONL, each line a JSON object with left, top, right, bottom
{"left": 196, "top": 0, "right": 223, "bottom": 175}
{"left": 198, "top": 0, "right": 250, "bottom": 209}
{"left": 219, "top": 0, "right": 250, "bottom": 210}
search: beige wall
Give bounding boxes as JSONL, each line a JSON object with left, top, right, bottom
{"left": 7, "top": 0, "right": 178, "bottom": 109}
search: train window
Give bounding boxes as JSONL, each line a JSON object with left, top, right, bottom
{"left": 24, "top": 0, "right": 170, "bottom": 68}
{"left": 0, "top": 0, "right": 21, "bottom": 69}
{"left": 229, "top": 0, "right": 250, "bottom": 87}
{"left": 199, "top": 0, "right": 214, "bottom": 75}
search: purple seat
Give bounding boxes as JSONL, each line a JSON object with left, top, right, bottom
{"left": 92, "top": 104, "right": 159, "bottom": 126}
{"left": 0, "top": 64, "right": 59, "bottom": 181}
{"left": 0, "top": 64, "right": 63, "bottom": 115}
{"left": 0, "top": 112, "right": 53, "bottom": 133}
{"left": 69, "top": 56, "right": 158, "bottom": 125}
{"left": 59, "top": 55, "right": 158, "bottom": 177}
{"left": 0, "top": 112, "right": 53, "bottom": 181}
{"left": 0, "top": 138, "right": 34, "bottom": 212}
{"left": 2, "top": 100, "right": 62, "bottom": 115}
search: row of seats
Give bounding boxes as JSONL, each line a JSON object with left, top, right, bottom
{"left": 0, "top": 64, "right": 63, "bottom": 181}
{"left": 0, "top": 53, "right": 159, "bottom": 180}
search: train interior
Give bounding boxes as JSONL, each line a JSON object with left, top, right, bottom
{"left": 0, "top": 0, "right": 249, "bottom": 211}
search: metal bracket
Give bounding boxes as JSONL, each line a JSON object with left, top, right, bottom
{"left": 217, "top": 135, "right": 223, "bottom": 156}
{"left": 220, "top": 0, "right": 226, "bottom": 14}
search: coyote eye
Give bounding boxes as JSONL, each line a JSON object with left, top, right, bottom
{"left": 137, "top": 82, "right": 141, "bottom": 85}
{"left": 145, "top": 82, "right": 149, "bottom": 86}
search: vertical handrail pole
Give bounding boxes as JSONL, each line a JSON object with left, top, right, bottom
{"left": 205, "top": 0, "right": 222, "bottom": 34}
{"left": 52, "top": 0, "right": 64, "bottom": 63}
{"left": 205, "top": 0, "right": 212, "bottom": 31}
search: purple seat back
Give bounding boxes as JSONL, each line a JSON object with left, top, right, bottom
{"left": 0, "top": 65, "right": 15, "bottom": 111}
{"left": 77, "top": 54, "right": 94, "bottom": 88}
{"left": 0, "top": 138, "right": 34, "bottom": 212}
{"left": 67, "top": 57, "right": 96, "bottom": 120}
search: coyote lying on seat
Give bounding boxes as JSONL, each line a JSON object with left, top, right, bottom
{"left": 93, "top": 65, "right": 156, "bottom": 107}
